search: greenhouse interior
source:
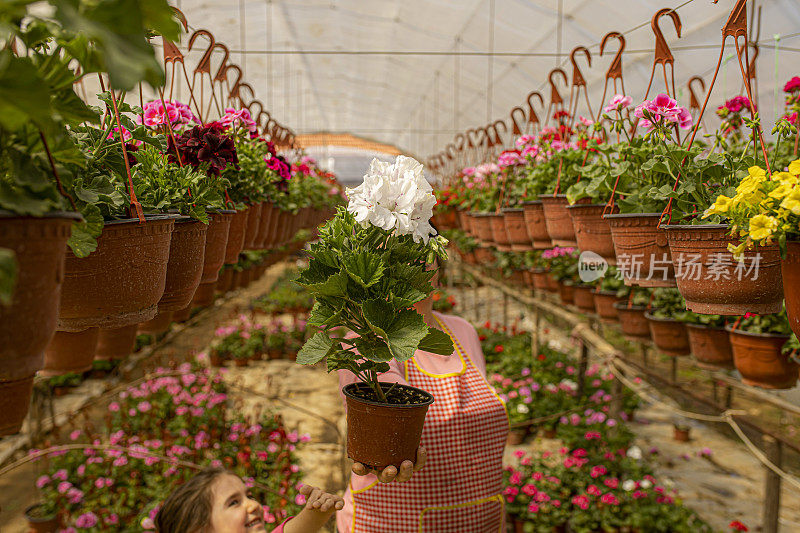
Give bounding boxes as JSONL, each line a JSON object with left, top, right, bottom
{"left": 2, "top": 0, "right": 800, "bottom": 532}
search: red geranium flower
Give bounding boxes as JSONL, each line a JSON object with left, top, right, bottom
{"left": 729, "top": 520, "right": 748, "bottom": 531}
{"left": 494, "top": 345, "right": 504, "bottom": 353}
{"left": 783, "top": 76, "right": 800, "bottom": 93}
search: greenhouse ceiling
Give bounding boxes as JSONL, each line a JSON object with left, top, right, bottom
{"left": 169, "top": 0, "right": 800, "bottom": 155}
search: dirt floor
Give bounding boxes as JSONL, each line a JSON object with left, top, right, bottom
{"left": 2, "top": 263, "right": 800, "bottom": 532}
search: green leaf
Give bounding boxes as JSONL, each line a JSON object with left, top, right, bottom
{"left": 305, "top": 270, "right": 349, "bottom": 298}
{"left": 66, "top": 204, "right": 102, "bottom": 258}
{"left": 296, "top": 331, "right": 334, "bottom": 365}
{"left": 297, "top": 258, "right": 337, "bottom": 285}
{"left": 390, "top": 263, "right": 434, "bottom": 291}
{"left": 307, "top": 301, "right": 342, "bottom": 328}
{"left": 353, "top": 335, "right": 393, "bottom": 362}
{"left": 343, "top": 250, "right": 385, "bottom": 288}
{"left": 363, "top": 303, "right": 430, "bottom": 362}
{"left": 389, "top": 283, "right": 427, "bottom": 308}
{"left": 0, "top": 248, "right": 17, "bottom": 306}
{"left": 418, "top": 328, "right": 454, "bottom": 355}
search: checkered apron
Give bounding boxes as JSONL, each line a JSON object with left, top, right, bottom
{"left": 349, "top": 316, "right": 509, "bottom": 533}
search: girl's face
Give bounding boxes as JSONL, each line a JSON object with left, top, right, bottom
{"left": 207, "top": 474, "right": 266, "bottom": 533}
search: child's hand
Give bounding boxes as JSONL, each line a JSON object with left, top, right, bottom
{"left": 298, "top": 484, "right": 344, "bottom": 513}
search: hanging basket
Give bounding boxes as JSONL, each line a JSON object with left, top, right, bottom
{"left": 605, "top": 213, "right": 675, "bottom": 287}
{"left": 58, "top": 215, "right": 176, "bottom": 332}
{"left": 728, "top": 326, "right": 798, "bottom": 390}
{"left": 613, "top": 303, "right": 651, "bottom": 341}
{"left": 95, "top": 325, "right": 139, "bottom": 361}
{"left": 158, "top": 218, "right": 208, "bottom": 312}
{"left": 521, "top": 201, "right": 552, "bottom": 249}
{"left": 663, "top": 224, "right": 783, "bottom": 314}
{"left": 686, "top": 324, "right": 733, "bottom": 370}
{"left": 557, "top": 281, "right": 575, "bottom": 305}
{"left": 567, "top": 203, "right": 618, "bottom": 264}
{"left": 539, "top": 195, "right": 577, "bottom": 247}
{"left": 644, "top": 313, "right": 690, "bottom": 356}
{"left": 137, "top": 311, "right": 174, "bottom": 336}
{"left": 224, "top": 208, "right": 248, "bottom": 264}
{"left": 242, "top": 202, "right": 263, "bottom": 250}
{"left": 200, "top": 210, "right": 233, "bottom": 285}
{"left": 0, "top": 211, "right": 77, "bottom": 435}
{"left": 780, "top": 241, "right": 800, "bottom": 339}
{"left": 531, "top": 269, "right": 550, "bottom": 292}
{"left": 592, "top": 290, "right": 621, "bottom": 323}
{"left": 41, "top": 327, "right": 99, "bottom": 377}
{"left": 255, "top": 202, "right": 275, "bottom": 249}
{"left": 490, "top": 212, "right": 512, "bottom": 251}
{"left": 572, "top": 285, "right": 596, "bottom": 312}
{"left": 502, "top": 208, "right": 530, "bottom": 251}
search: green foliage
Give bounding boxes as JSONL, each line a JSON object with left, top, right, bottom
{"left": 736, "top": 310, "right": 792, "bottom": 337}
{"left": 648, "top": 288, "right": 690, "bottom": 321}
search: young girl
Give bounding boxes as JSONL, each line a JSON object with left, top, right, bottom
{"left": 156, "top": 467, "right": 344, "bottom": 533}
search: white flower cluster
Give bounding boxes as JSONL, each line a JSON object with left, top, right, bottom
{"left": 346, "top": 155, "right": 437, "bottom": 243}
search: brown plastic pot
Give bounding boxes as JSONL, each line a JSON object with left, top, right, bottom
{"left": 568, "top": 203, "right": 617, "bottom": 264}
{"left": 686, "top": 323, "right": 733, "bottom": 369}
{"left": 25, "top": 504, "right": 59, "bottom": 533}
{"left": 95, "top": 325, "right": 138, "bottom": 361}
{"left": 728, "top": 327, "right": 798, "bottom": 389}
{"left": 224, "top": 209, "right": 249, "bottom": 264}
{"left": 473, "top": 212, "right": 495, "bottom": 243}
{"left": 546, "top": 274, "right": 560, "bottom": 293}
{"left": 59, "top": 215, "right": 176, "bottom": 331}
{"left": 645, "top": 313, "right": 690, "bottom": 356}
{"left": 540, "top": 194, "right": 577, "bottom": 247}
{"left": 614, "top": 303, "right": 651, "bottom": 341}
{"left": 199, "top": 210, "right": 233, "bottom": 288}
{"left": 593, "top": 290, "right": 621, "bottom": 323}
{"left": 193, "top": 280, "right": 217, "bottom": 307}
{"left": 137, "top": 311, "right": 174, "bottom": 336}
{"left": 474, "top": 245, "right": 494, "bottom": 264}
{"left": 343, "top": 382, "right": 434, "bottom": 468}
{"left": 506, "top": 428, "right": 528, "bottom": 445}
{"left": 606, "top": 213, "right": 675, "bottom": 287}
{"left": 216, "top": 268, "right": 235, "bottom": 294}
{"left": 490, "top": 211, "right": 511, "bottom": 251}
{"left": 41, "top": 328, "right": 99, "bottom": 377}
{"left": 255, "top": 202, "right": 273, "bottom": 249}
{"left": 158, "top": 218, "right": 208, "bottom": 312}
{"left": 263, "top": 204, "right": 283, "bottom": 249}
{"left": 558, "top": 281, "right": 575, "bottom": 305}
{"left": 572, "top": 285, "right": 596, "bottom": 312}
{"left": 243, "top": 203, "right": 263, "bottom": 250}
{"left": 664, "top": 224, "right": 783, "bottom": 314}
{"left": 532, "top": 269, "right": 550, "bottom": 292}
{"left": 521, "top": 201, "right": 552, "bottom": 249}
{"left": 783, "top": 242, "right": 800, "bottom": 339}
{"left": 522, "top": 269, "right": 534, "bottom": 289}
{"left": 0, "top": 211, "right": 77, "bottom": 435}
{"left": 456, "top": 209, "right": 469, "bottom": 231}
{"left": 673, "top": 427, "right": 691, "bottom": 442}
{"left": 503, "top": 208, "right": 530, "bottom": 251}
{"left": 172, "top": 303, "right": 193, "bottom": 323}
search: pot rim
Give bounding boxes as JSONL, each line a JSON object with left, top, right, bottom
{"left": 724, "top": 325, "right": 791, "bottom": 339}
{"left": 209, "top": 208, "right": 237, "bottom": 215}
{"left": 613, "top": 302, "right": 647, "bottom": 311}
{"left": 643, "top": 311, "right": 683, "bottom": 323}
{"left": 0, "top": 209, "right": 83, "bottom": 221}
{"left": 24, "top": 503, "right": 56, "bottom": 522}
{"left": 520, "top": 200, "right": 543, "bottom": 206}
{"left": 566, "top": 202, "right": 607, "bottom": 210}
{"left": 592, "top": 289, "right": 620, "bottom": 296}
{"left": 470, "top": 211, "right": 493, "bottom": 217}
{"left": 342, "top": 382, "right": 434, "bottom": 408}
{"left": 538, "top": 193, "right": 568, "bottom": 201}
{"left": 501, "top": 207, "right": 524, "bottom": 213}
{"left": 685, "top": 322, "right": 726, "bottom": 331}
{"left": 603, "top": 212, "right": 663, "bottom": 219}
{"left": 661, "top": 223, "right": 730, "bottom": 231}
{"left": 104, "top": 213, "right": 181, "bottom": 226}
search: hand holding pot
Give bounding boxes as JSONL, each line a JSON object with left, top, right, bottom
{"left": 351, "top": 446, "right": 427, "bottom": 483}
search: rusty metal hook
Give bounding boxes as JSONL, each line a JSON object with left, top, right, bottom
{"left": 687, "top": 76, "right": 706, "bottom": 112}
{"left": 510, "top": 106, "right": 527, "bottom": 135}
{"left": 212, "top": 43, "right": 231, "bottom": 83}
{"left": 570, "top": 46, "right": 592, "bottom": 88}
{"left": 548, "top": 68, "right": 568, "bottom": 106}
{"left": 598, "top": 31, "right": 627, "bottom": 119}
{"left": 187, "top": 29, "right": 216, "bottom": 75}
{"left": 491, "top": 120, "right": 508, "bottom": 148}
{"left": 643, "top": 8, "right": 682, "bottom": 100}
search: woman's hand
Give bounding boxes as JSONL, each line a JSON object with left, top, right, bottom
{"left": 351, "top": 446, "right": 427, "bottom": 483}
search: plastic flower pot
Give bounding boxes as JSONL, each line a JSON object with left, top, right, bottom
{"left": 209, "top": 350, "right": 227, "bottom": 367}
{"left": 473, "top": 212, "right": 495, "bottom": 244}
{"left": 545, "top": 274, "right": 560, "bottom": 293}
{"left": 727, "top": 326, "right": 798, "bottom": 389}
{"left": 539, "top": 194, "right": 577, "bottom": 247}
{"left": 613, "top": 303, "right": 651, "bottom": 341}
{"left": 238, "top": 267, "right": 253, "bottom": 288}
{"left": 255, "top": 202, "right": 274, "bottom": 249}
{"left": 780, "top": 241, "right": 800, "bottom": 338}
{"left": 506, "top": 427, "right": 528, "bottom": 445}
{"left": 532, "top": 269, "right": 550, "bottom": 292}
{"left": 25, "top": 504, "right": 58, "bottom": 533}
{"left": 0, "top": 211, "right": 77, "bottom": 435}
{"left": 572, "top": 285, "right": 596, "bottom": 312}
{"left": 200, "top": 210, "right": 233, "bottom": 286}
{"left": 158, "top": 218, "right": 208, "bottom": 312}
{"left": 243, "top": 202, "right": 263, "bottom": 250}
{"left": 216, "top": 267, "right": 235, "bottom": 294}
{"left": 342, "top": 382, "right": 434, "bottom": 469}
{"left": 664, "top": 224, "right": 783, "bottom": 314}
{"left": 673, "top": 426, "right": 691, "bottom": 442}
{"left": 498, "top": 208, "right": 522, "bottom": 251}
{"left": 686, "top": 323, "right": 733, "bottom": 370}
{"left": 521, "top": 200, "right": 552, "bottom": 249}
{"left": 542, "top": 427, "right": 557, "bottom": 439}
{"left": 489, "top": 213, "right": 511, "bottom": 252}
{"left": 234, "top": 357, "right": 249, "bottom": 367}
{"left": 644, "top": 313, "right": 690, "bottom": 356}
{"left": 95, "top": 324, "right": 138, "bottom": 361}
{"left": 172, "top": 303, "right": 193, "bottom": 323}
{"left": 557, "top": 281, "right": 574, "bottom": 305}
{"left": 137, "top": 311, "right": 174, "bottom": 336}
{"left": 522, "top": 269, "right": 534, "bottom": 289}
{"left": 605, "top": 213, "right": 675, "bottom": 287}
{"left": 192, "top": 280, "right": 218, "bottom": 307}
{"left": 592, "top": 290, "right": 621, "bottom": 323}
{"left": 474, "top": 245, "right": 494, "bottom": 264}
{"left": 567, "top": 203, "right": 618, "bottom": 265}
{"left": 41, "top": 327, "right": 99, "bottom": 377}
{"left": 58, "top": 215, "right": 177, "bottom": 331}
{"left": 224, "top": 208, "right": 249, "bottom": 264}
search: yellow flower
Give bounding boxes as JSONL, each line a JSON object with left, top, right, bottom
{"left": 736, "top": 176, "right": 763, "bottom": 196}
{"left": 748, "top": 166, "right": 767, "bottom": 179}
{"left": 748, "top": 214, "right": 778, "bottom": 241}
{"left": 768, "top": 182, "right": 794, "bottom": 200}
{"left": 780, "top": 188, "right": 800, "bottom": 215}
{"left": 727, "top": 241, "right": 746, "bottom": 261}
{"left": 788, "top": 159, "right": 800, "bottom": 176}
{"left": 702, "top": 195, "right": 733, "bottom": 218}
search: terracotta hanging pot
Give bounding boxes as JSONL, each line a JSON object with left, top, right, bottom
{"left": 613, "top": 303, "right": 651, "bottom": 341}
{"left": 532, "top": 269, "right": 550, "bottom": 292}
{"left": 216, "top": 267, "right": 235, "bottom": 294}
{"left": 455, "top": 209, "right": 468, "bottom": 231}
{"left": 238, "top": 267, "right": 253, "bottom": 288}
{"left": 502, "top": 208, "right": 530, "bottom": 251}
{"left": 255, "top": 202, "right": 274, "bottom": 249}
{"left": 522, "top": 269, "right": 534, "bottom": 289}
{"left": 686, "top": 324, "right": 733, "bottom": 369}
{"left": 439, "top": 208, "right": 457, "bottom": 230}
{"left": 558, "top": 281, "right": 574, "bottom": 305}
{"left": 466, "top": 211, "right": 481, "bottom": 238}
{"left": 539, "top": 195, "right": 577, "bottom": 247}
{"left": 172, "top": 303, "right": 193, "bottom": 323}
{"left": 780, "top": 241, "right": 800, "bottom": 338}
{"left": 158, "top": 218, "right": 208, "bottom": 312}
{"left": 342, "top": 382, "right": 434, "bottom": 468}
{"left": 546, "top": 273, "right": 560, "bottom": 293}
{"left": 506, "top": 427, "right": 528, "bottom": 445}
{"left": 567, "top": 203, "right": 617, "bottom": 264}
{"left": 605, "top": 213, "right": 675, "bottom": 287}
{"left": 664, "top": 224, "right": 783, "bottom": 314}
{"left": 0, "top": 211, "right": 77, "bottom": 435}
{"left": 572, "top": 285, "right": 596, "bottom": 312}
{"left": 728, "top": 326, "right": 798, "bottom": 389}
{"left": 260, "top": 203, "right": 279, "bottom": 249}
{"left": 242, "top": 203, "right": 263, "bottom": 250}
{"left": 471, "top": 212, "right": 493, "bottom": 244}
{"left": 644, "top": 313, "right": 690, "bottom": 356}
{"left": 521, "top": 201, "right": 552, "bottom": 249}
{"left": 24, "top": 504, "right": 59, "bottom": 533}
{"left": 138, "top": 311, "right": 174, "bottom": 336}
{"left": 490, "top": 213, "right": 511, "bottom": 250}
{"left": 200, "top": 210, "right": 233, "bottom": 285}
{"left": 474, "top": 245, "right": 494, "bottom": 264}
{"left": 95, "top": 324, "right": 138, "bottom": 361}
{"left": 224, "top": 208, "right": 248, "bottom": 264}
{"left": 41, "top": 327, "right": 99, "bottom": 377}
{"left": 593, "top": 290, "right": 621, "bottom": 323}
{"left": 58, "top": 215, "right": 176, "bottom": 332}
{"left": 192, "top": 280, "right": 217, "bottom": 307}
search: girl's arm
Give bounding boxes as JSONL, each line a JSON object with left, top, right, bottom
{"left": 281, "top": 485, "right": 344, "bottom": 533}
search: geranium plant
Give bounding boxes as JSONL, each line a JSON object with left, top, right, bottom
{"left": 295, "top": 156, "right": 453, "bottom": 403}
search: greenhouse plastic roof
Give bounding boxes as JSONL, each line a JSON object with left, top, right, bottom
{"left": 170, "top": 0, "right": 800, "bottom": 156}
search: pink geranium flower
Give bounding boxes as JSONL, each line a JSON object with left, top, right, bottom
{"left": 604, "top": 94, "right": 633, "bottom": 113}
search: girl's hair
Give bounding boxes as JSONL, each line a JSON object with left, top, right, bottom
{"left": 156, "top": 467, "right": 231, "bottom": 533}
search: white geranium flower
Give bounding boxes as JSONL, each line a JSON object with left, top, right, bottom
{"left": 627, "top": 445, "right": 642, "bottom": 460}
{"left": 516, "top": 404, "right": 530, "bottom": 414}
{"left": 622, "top": 480, "right": 636, "bottom": 491}
{"left": 640, "top": 479, "right": 652, "bottom": 489}
{"left": 346, "top": 155, "right": 437, "bottom": 243}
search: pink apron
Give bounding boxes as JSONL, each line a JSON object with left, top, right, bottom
{"left": 346, "top": 316, "right": 509, "bottom": 532}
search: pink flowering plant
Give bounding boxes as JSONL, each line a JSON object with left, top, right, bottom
{"left": 211, "top": 315, "right": 268, "bottom": 363}
{"left": 543, "top": 247, "right": 580, "bottom": 284}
